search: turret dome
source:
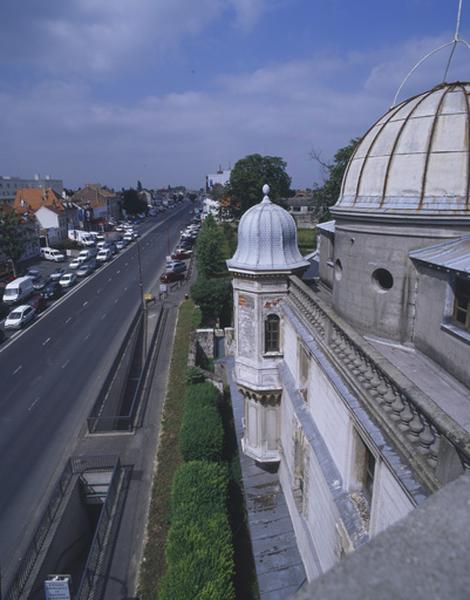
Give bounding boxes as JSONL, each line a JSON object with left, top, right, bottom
{"left": 333, "top": 82, "right": 470, "bottom": 221}
{"left": 227, "top": 185, "right": 309, "bottom": 273}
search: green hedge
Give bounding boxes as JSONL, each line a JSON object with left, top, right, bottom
{"left": 185, "top": 382, "right": 220, "bottom": 406}
{"left": 180, "top": 403, "right": 224, "bottom": 462}
{"left": 159, "top": 461, "right": 235, "bottom": 600}
{"left": 170, "top": 461, "right": 228, "bottom": 522}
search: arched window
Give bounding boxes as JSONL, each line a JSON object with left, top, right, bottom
{"left": 264, "top": 314, "right": 280, "bottom": 353}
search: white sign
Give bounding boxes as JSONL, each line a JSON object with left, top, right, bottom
{"left": 44, "top": 577, "right": 71, "bottom": 600}
{"left": 160, "top": 284, "right": 168, "bottom": 294}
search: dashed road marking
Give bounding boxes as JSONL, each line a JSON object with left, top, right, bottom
{"left": 114, "top": 298, "right": 118, "bottom": 303}
{"left": 84, "top": 333, "right": 90, "bottom": 341}
{"left": 42, "top": 337, "right": 51, "bottom": 346}
{"left": 124, "top": 287, "right": 128, "bottom": 291}
{"left": 97, "top": 288, "right": 102, "bottom": 295}
{"left": 28, "top": 396, "right": 40, "bottom": 411}
{"left": 101, "top": 313, "right": 107, "bottom": 320}
{"left": 65, "top": 317, "right": 72, "bottom": 324}
{"left": 61, "top": 359, "right": 70, "bottom": 369}
{"left": 107, "top": 278, "right": 112, "bottom": 283}
{"left": 12, "top": 365, "right": 22, "bottom": 375}
{"left": 83, "top": 301, "right": 89, "bottom": 307}
{"left": 116, "top": 270, "right": 120, "bottom": 274}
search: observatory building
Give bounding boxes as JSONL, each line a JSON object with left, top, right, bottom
{"left": 228, "top": 82, "right": 470, "bottom": 584}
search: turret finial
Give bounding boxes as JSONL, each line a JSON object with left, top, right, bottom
{"left": 262, "top": 184, "right": 271, "bottom": 203}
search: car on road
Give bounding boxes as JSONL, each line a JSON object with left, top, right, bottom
{"left": 122, "top": 234, "right": 134, "bottom": 244}
{"left": 76, "top": 262, "right": 95, "bottom": 278}
{"left": 40, "top": 247, "right": 65, "bottom": 262}
{"left": 4, "top": 304, "right": 36, "bottom": 329}
{"left": 77, "top": 249, "right": 96, "bottom": 264}
{"left": 25, "top": 268, "right": 41, "bottom": 282}
{"left": 41, "top": 282, "right": 62, "bottom": 301}
{"left": 160, "top": 271, "right": 185, "bottom": 284}
{"left": 69, "top": 258, "right": 81, "bottom": 270}
{"left": 96, "top": 248, "right": 112, "bottom": 263}
{"left": 116, "top": 240, "right": 126, "bottom": 251}
{"left": 59, "top": 273, "right": 78, "bottom": 288}
{"left": 27, "top": 293, "right": 47, "bottom": 313}
{"left": 32, "top": 278, "right": 47, "bottom": 291}
{"left": 49, "top": 267, "right": 67, "bottom": 281}
{"left": 165, "top": 260, "right": 187, "bottom": 273}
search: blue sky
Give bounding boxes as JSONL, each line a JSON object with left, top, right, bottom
{"left": 0, "top": 0, "right": 469, "bottom": 190}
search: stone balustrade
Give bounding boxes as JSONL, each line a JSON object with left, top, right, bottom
{"left": 288, "top": 276, "right": 470, "bottom": 492}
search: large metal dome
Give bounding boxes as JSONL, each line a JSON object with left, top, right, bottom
{"left": 333, "top": 82, "right": 470, "bottom": 220}
{"left": 227, "top": 185, "right": 309, "bottom": 273}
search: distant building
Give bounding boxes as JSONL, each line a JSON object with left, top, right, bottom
{"left": 71, "top": 184, "right": 120, "bottom": 224}
{"left": 206, "top": 166, "right": 231, "bottom": 192}
{"left": 227, "top": 81, "right": 470, "bottom": 588}
{"left": 285, "top": 190, "right": 317, "bottom": 228}
{"left": 13, "top": 188, "right": 69, "bottom": 246}
{"left": 0, "top": 175, "right": 63, "bottom": 205}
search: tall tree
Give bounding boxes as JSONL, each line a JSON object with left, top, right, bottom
{"left": 311, "top": 138, "right": 359, "bottom": 222}
{"left": 196, "top": 215, "right": 226, "bottom": 277}
{"left": 0, "top": 209, "right": 29, "bottom": 276}
{"left": 122, "top": 188, "right": 147, "bottom": 215}
{"left": 228, "top": 154, "right": 291, "bottom": 215}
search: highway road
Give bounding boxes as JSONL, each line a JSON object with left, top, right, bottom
{"left": 0, "top": 203, "right": 192, "bottom": 586}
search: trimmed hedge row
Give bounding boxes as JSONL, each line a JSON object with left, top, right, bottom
{"left": 159, "top": 461, "right": 235, "bottom": 600}
{"left": 179, "top": 383, "right": 224, "bottom": 462}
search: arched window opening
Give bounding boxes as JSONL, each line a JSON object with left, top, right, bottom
{"left": 265, "top": 314, "right": 280, "bottom": 353}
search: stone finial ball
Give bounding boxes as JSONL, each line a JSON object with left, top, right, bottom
{"left": 262, "top": 184, "right": 270, "bottom": 196}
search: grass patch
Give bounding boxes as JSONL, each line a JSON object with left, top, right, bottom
{"left": 138, "top": 299, "right": 196, "bottom": 600}
{"left": 297, "top": 228, "right": 316, "bottom": 255}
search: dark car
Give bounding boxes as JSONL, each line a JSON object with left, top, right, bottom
{"left": 27, "top": 293, "right": 47, "bottom": 313}
{"left": 33, "top": 278, "right": 47, "bottom": 291}
{"left": 160, "top": 271, "right": 185, "bottom": 284}
{"left": 172, "top": 249, "right": 192, "bottom": 260}
{"left": 41, "top": 281, "right": 62, "bottom": 301}
{"left": 25, "top": 268, "right": 41, "bottom": 282}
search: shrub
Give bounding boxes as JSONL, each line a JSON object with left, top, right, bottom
{"left": 186, "top": 366, "right": 205, "bottom": 385}
{"left": 190, "top": 276, "right": 232, "bottom": 327}
{"left": 180, "top": 402, "right": 224, "bottom": 462}
{"left": 170, "top": 461, "right": 228, "bottom": 523}
{"left": 185, "top": 382, "right": 220, "bottom": 406}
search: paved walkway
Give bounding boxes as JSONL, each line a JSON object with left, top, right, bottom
{"left": 225, "top": 357, "right": 306, "bottom": 600}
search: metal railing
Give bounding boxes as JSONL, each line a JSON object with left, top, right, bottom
{"left": 288, "top": 275, "right": 470, "bottom": 492}
{"left": 76, "top": 458, "right": 123, "bottom": 600}
{"left": 4, "top": 455, "right": 119, "bottom": 600}
{"left": 87, "top": 305, "right": 166, "bottom": 432}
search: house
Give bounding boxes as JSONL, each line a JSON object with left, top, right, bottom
{"left": 285, "top": 190, "right": 317, "bottom": 228}
{"left": 71, "top": 184, "right": 120, "bottom": 224}
{"left": 13, "top": 188, "right": 69, "bottom": 246}
{"left": 227, "top": 81, "right": 470, "bottom": 592}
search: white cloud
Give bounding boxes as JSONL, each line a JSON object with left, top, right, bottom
{"left": 1, "top": 32, "right": 468, "bottom": 189}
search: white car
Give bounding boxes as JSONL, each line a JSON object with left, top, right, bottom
{"left": 69, "top": 258, "right": 81, "bottom": 270}
{"left": 122, "top": 234, "right": 134, "bottom": 244}
{"left": 59, "top": 273, "right": 78, "bottom": 288}
{"left": 96, "top": 249, "right": 112, "bottom": 263}
{"left": 4, "top": 305, "right": 36, "bottom": 329}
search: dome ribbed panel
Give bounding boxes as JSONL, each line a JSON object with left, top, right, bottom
{"left": 227, "top": 200, "right": 309, "bottom": 272}
{"left": 333, "top": 82, "right": 470, "bottom": 218}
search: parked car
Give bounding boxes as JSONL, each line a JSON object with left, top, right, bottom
{"left": 27, "top": 293, "right": 47, "bottom": 313}
{"left": 160, "top": 271, "right": 185, "bottom": 284}
{"left": 122, "top": 234, "right": 134, "bottom": 244}
{"left": 41, "top": 282, "right": 62, "bottom": 301}
{"left": 59, "top": 273, "right": 78, "bottom": 288}
{"left": 4, "top": 304, "right": 36, "bottom": 329}
{"left": 32, "top": 278, "right": 47, "bottom": 291}
{"left": 76, "top": 262, "right": 95, "bottom": 277}
{"left": 40, "top": 247, "right": 65, "bottom": 262}
{"left": 116, "top": 240, "right": 126, "bottom": 251}
{"left": 172, "top": 249, "right": 192, "bottom": 260}
{"left": 49, "top": 267, "right": 67, "bottom": 281}
{"left": 2, "top": 277, "right": 34, "bottom": 305}
{"left": 165, "top": 261, "right": 187, "bottom": 273}
{"left": 69, "top": 258, "right": 81, "bottom": 270}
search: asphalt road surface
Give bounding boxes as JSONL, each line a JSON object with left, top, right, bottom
{"left": 0, "top": 203, "right": 192, "bottom": 586}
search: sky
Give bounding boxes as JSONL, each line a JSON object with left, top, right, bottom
{"left": 0, "top": 0, "right": 470, "bottom": 191}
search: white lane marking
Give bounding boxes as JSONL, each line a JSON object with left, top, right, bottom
{"left": 124, "top": 262, "right": 128, "bottom": 266}
{"left": 107, "top": 278, "right": 112, "bottom": 283}
{"left": 65, "top": 317, "right": 72, "bottom": 324}
{"left": 28, "top": 396, "right": 40, "bottom": 411}
{"left": 83, "top": 301, "right": 89, "bottom": 307}
{"left": 101, "top": 313, "right": 107, "bottom": 320}
{"left": 114, "top": 298, "right": 118, "bottom": 304}
{"left": 124, "top": 287, "right": 128, "bottom": 291}
{"left": 61, "top": 359, "right": 70, "bottom": 369}
{"left": 12, "top": 365, "right": 22, "bottom": 375}
{"left": 97, "top": 288, "right": 102, "bottom": 295}
{"left": 83, "top": 333, "right": 90, "bottom": 341}
{"left": 116, "top": 270, "right": 120, "bottom": 274}
{"left": 42, "top": 337, "right": 51, "bottom": 346}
